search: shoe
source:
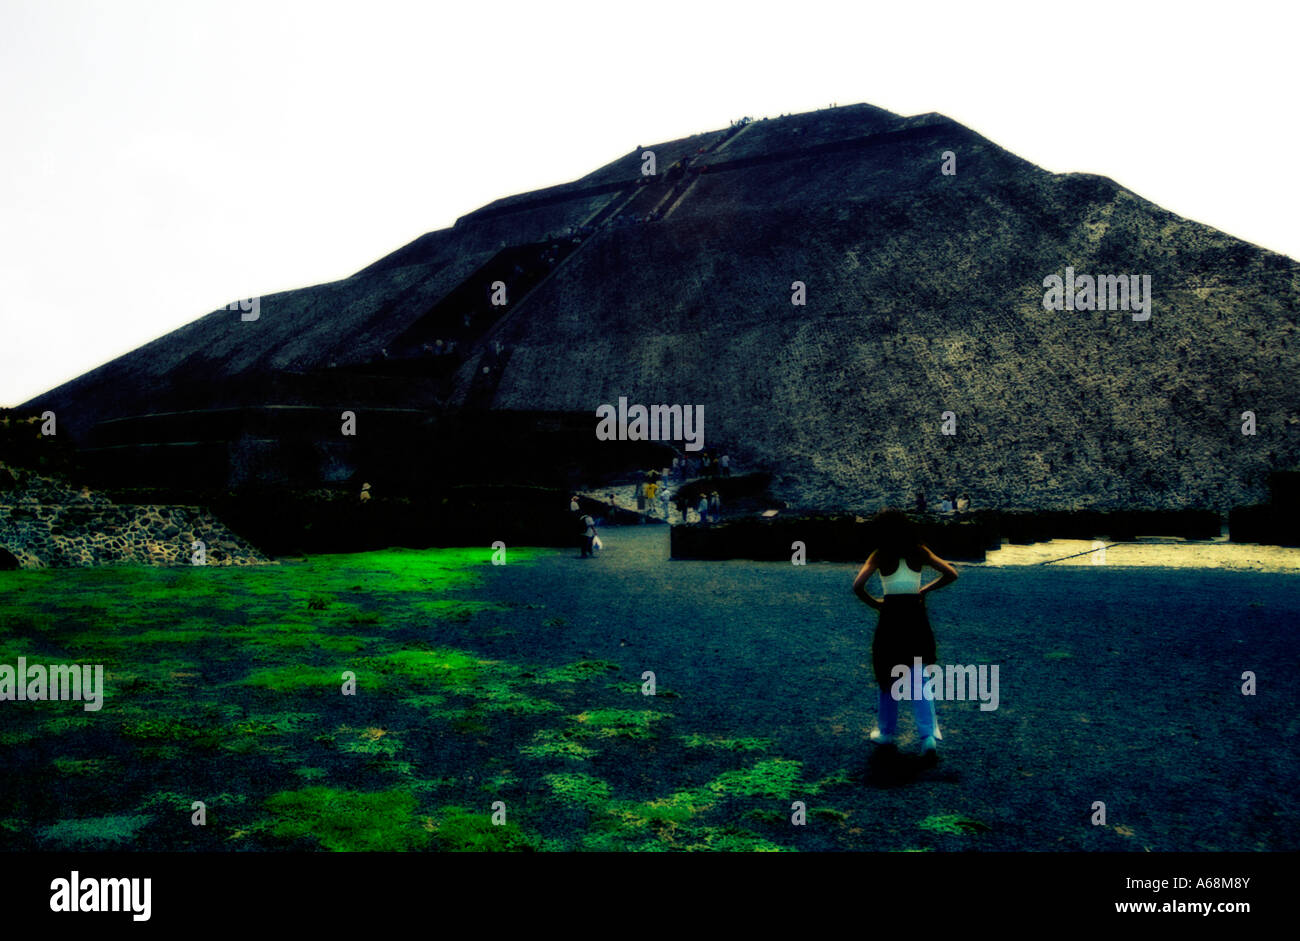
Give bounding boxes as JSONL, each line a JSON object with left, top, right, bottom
{"left": 869, "top": 729, "right": 895, "bottom": 745}
{"left": 920, "top": 735, "right": 937, "bottom": 755}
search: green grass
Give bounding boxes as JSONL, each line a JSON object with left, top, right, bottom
{"left": 0, "top": 545, "right": 848, "bottom": 852}
{"left": 263, "top": 787, "right": 431, "bottom": 851}
{"left": 919, "top": 813, "right": 992, "bottom": 835}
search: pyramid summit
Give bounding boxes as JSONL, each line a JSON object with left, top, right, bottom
{"left": 21, "top": 102, "right": 1300, "bottom": 515}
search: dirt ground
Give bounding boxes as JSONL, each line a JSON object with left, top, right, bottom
{"left": 473, "top": 525, "right": 1300, "bottom": 850}
{"left": 3, "top": 527, "right": 1295, "bottom": 852}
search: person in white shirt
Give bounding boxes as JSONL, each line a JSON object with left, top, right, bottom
{"left": 578, "top": 513, "right": 597, "bottom": 557}
{"left": 852, "top": 509, "right": 959, "bottom": 758}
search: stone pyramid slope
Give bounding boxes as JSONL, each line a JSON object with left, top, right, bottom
{"left": 22, "top": 103, "right": 1300, "bottom": 513}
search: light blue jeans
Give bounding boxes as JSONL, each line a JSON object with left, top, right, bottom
{"left": 877, "top": 666, "right": 941, "bottom": 739}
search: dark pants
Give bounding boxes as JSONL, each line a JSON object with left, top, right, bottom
{"left": 872, "top": 595, "right": 937, "bottom": 690}
{"left": 580, "top": 535, "right": 594, "bottom": 557}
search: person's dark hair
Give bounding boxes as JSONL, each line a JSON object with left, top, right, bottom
{"left": 870, "top": 508, "right": 925, "bottom": 573}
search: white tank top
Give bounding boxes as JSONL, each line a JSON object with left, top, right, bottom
{"left": 880, "top": 560, "right": 923, "bottom": 595}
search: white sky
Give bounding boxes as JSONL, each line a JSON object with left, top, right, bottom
{"left": 1, "top": 0, "right": 1296, "bottom": 406}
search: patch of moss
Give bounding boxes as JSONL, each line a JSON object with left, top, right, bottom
{"left": 410, "top": 599, "right": 500, "bottom": 622}
{"left": 678, "top": 734, "right": 773, "bottom": 751}
{"left": 572, "top": 708, "right": 670, "bottom": 740}
{"left": 335, "top": 726, "right": 403, "bottom": 758}
{"left": 367, "top": 648, "right": 488, "bottom": 689}
{"left": 136, "top": 790, "right": 200, "bottom": 813}
{"left": 0, "top": 728, "right": 39, "bottom": 746}
{"left": 919, "top": 813, "right": 991, "bottom": 835}
{"left": 534, "top": 660, "right": 620, "bottom": 684}
{"left": 120, "top": 715, "right": 221, "bottom": 747}
{"left": 608, "top": 788, "right": 717, "bottom": 828}
{"left": 433, "top": 806, "right": 538, "bottom": 852}
{"left": 677, "top": 827, "right": 786, "bottom": 852}
{"left": 263, "top": 787, "right": 431, "bottom": 851}
{"left": 811, "top": 807, "right": 850, "bottom": 822}
{"left": 229, "top": 712, "right": 317, "bottom": 736}
{"left": 520, "top": 729, "right": 598, "bottom": 760}
{"left": 480, "top": 770, "right": 517, "bottom": 791}
{"left": 472, "top": 682, "right": 562, "bottom": 715}
{"left": 544, "top": 772, "right": 613, "bottom": 809}
{"left": 578, "top": 830, "right": 670, "bottom": 852}
{"left": 38, "top": 814, "right": 154, "bottom": 848}
{"left": 808, "top": 768, "right": 855, "bottom": 793}
{"left": 399, "top": 693, "right": 449, "bottom": 711}
{"left": 51, "top": 757, "right": 114, "bottom": 776}
{"left": 707, "top": 759, "right": 805, "bottom": 799}
{"left": 245, "top": 631, "right": 369, "bottom": 655}
{"left": 241, "top": 664, "right": 361, "bottom": 692}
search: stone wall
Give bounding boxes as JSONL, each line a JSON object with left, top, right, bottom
{"left": 0, "top": 464, "right": 269, "bottom": 568}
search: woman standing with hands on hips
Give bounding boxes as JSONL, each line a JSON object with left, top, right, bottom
{"left": 852, "top": 509, "right": 959, "bottom": 757}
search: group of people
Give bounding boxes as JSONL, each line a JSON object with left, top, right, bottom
{"left": 915, "top": 492, "right": 971, "bottom": 518}
{"left": 578, "top": 472, "right": 725, "bottom": 531}
{"left": 641, "top": 476, "right": 678, "bottom": 521}
{"left": 669, "top": 452, "right": 730, "bottom": 481}
{"left": 693, "top": 490, "right": 722, "bottom": 524}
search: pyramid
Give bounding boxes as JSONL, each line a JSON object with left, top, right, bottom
{"left": 23, "top": 103, "right": 1300, "bottom": 512}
